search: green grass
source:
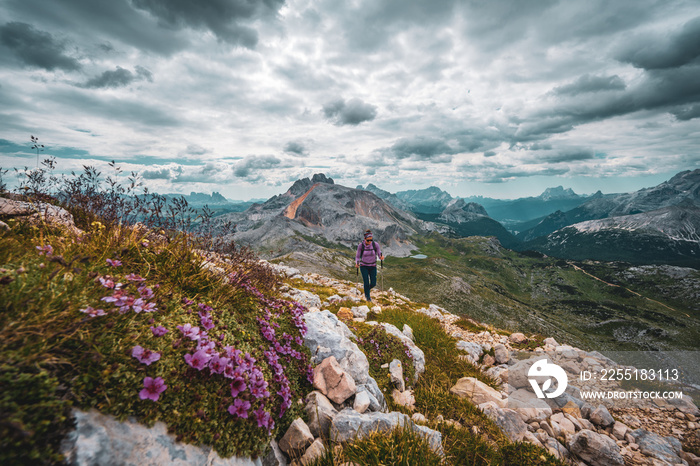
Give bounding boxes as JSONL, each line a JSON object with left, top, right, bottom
{"left": 0, "top": 219, "right": 312, "bottom": 462}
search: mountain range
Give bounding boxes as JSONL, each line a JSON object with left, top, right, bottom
{"left": 219, "top": 169, "right": 700, "bottom": 269}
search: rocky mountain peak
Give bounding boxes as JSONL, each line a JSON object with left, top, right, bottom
{"left": 443, "top": 198, "right": 489, "bottom": 216}
{"left": 288, "top": 173, "right": 335, "bottom": 196}
{"left": 539, "top": 186, "right": 579, "bottom": 201}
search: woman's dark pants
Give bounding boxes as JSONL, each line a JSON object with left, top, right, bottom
{"left": 360, "top": 265, "right": 377, "bottom": 301}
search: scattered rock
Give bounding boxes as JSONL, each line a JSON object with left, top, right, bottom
{"left": 551, "top": 412, "right": 576, "bottom": 436}
{"left": 612, "top": 421, "right": 628, "bottom": 440}
{"left": 506, "top": 388, "right": 552, "bottom": 422}
{"left": 336, "top": 307, "right": 353, "bottom": 321}
{"left": 389, "top": 359, "right": 405, "bottom": 392}
{"left": 305, "top": 391, "right": 338, "bottom": 439}
{"left": 411, "top": 413, "right": 427, "bottom": 423}
{"left": 299, "top": 439, "right": 325, "bottom": 465}
{"left": 629, "top": 428, "right": 684, "bottom": 465}
{"left": 567, "top": 429, "right": 624, "bottom": 466}
{"left": 262, "top": 439, "right": 287, "bottom": 466}
{"left": 351, "top": 305, "right": 370, "bottom": 320}
{"left": 479, "top": 402, "right": 528, "bottom": 442}
{"left": 589, "top": 405, "right": 615, "bottom": 427}
{"left": 456, "top": 341, "right": 483, "bottom": 362}
{"left": 283, "top": 288, "right": 322, "bottom": 309}
{"left": 279, "top": 418, "right": 314, "bottom": 457}
{"left": 561, "top": 400, "right": 582, "bottom": 419}
{"left": 313, "top": 356, "right": 356, "bottom": 404}
{"left": 543, "top": 337, "right": 559, "bottom": 347}
{"left": 353, "top": 390, "right": 370, "bottom": 414}
{"left": 450, "top": 377, "right": 504, "bottom": 407}
{"left": 392, "top": 389, "right": 416, "bottom": 410}
{"left": 509, "top": 333, "right": 527, "bottom": 344}
{"left": 493, "top": 344, "right": 510, "bottom": 364}
{"left": 371, "top": 305, "right": 382, "bottom": 315}
{"left": 380, "top": 323, "right": 425, "bottom": 381}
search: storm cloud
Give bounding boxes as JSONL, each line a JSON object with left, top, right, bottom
{"left": 81, "top": 66, "right": 153, "bottom": 89}
{"left": 0, "top": 22, "right": 80, "bottom": 71}
{"left": 131, "top": 0, "right": 284, "bottom": 48}
{"left": 323, "top": 98, "right": 378, "bottom": 126}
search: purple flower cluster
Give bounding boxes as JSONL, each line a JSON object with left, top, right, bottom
{"left": 151, "top": 325, "right": 168, "bottom": 337}
{"left": 139, "top": 376, "right": 167, "bottom": 401}
{"left": 132, "top": 345, "right": 161, "bottom": 365}
{"left": 80, "top": 306, "right": 106, "bottom": 317}
{"left": 106, "top": 258, "right": 122, "bottom": 267}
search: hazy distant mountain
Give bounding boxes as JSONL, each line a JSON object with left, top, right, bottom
{"left": 218, "top": 174, "right": 436, "bottom": 257}
{"left": 162, "top": 191, "right": 230, "bottom": 205}
{"left": 432, "top": 199, "right": 520, "bottom": 248}
{"left": 526, "top": 201, "right": 700, "bottom": 267}
{"left": 357, "top": 183, "right": 413, "bottom": 212}
{"left": 394, "top": 186, "right": 453, "bottom": 213}
{"left": 520, "top": 169, "right": 700, "bottom": 241}
{"left": 538, "top": 186, "right": 580, "bottom": 201}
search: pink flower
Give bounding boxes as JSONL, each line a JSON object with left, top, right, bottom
{"left": 125, "top": 273, "right": 146, "bottom": 282}
{"left": 80, "top": 306, "right": 106, "bottom": 317}
{"left": 139, "top": 376, "right": 167, "bottom": 401}
{"left": 98, "top": 277, "right": 123, "bottom": 289}
{"left": 150, "top": 325, "right": 168, "bottom": 337}
{"left": 132, "top": 345, "right": 161, "bottom": 365}
{"left": 138, "top": 286, "right": 154, "bottom": 299}
{"left": 106, "top": 258, "right": 122, "bottom": 267}
{"left": 184, "top": 349, "right": 210, "bottom": 370}
{"left": 230, "top": 377, "right": 247, "bottom": 397}
{"left": 228, "top": 399, "right": 251, "bottom": 418}
{"left": 36, "top": 245, "right": 53, "bottom": 255}
{"left": 201, "top": 315, "right": 215, "bottom": 330}
{"left": 176, "top": 323, "right": 200, "bottom": 340}
{"left": 209, "top": 355, "right": 229, "bottom": 375}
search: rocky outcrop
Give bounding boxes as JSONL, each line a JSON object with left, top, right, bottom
{"left": 61, "top": 409, "right": 261, "bottom": 466}
{"left": 567, "top": 429, "right": 624, "bottom": 466}
{"left": 330, "top": 409, "right": 443, "bottom": 455}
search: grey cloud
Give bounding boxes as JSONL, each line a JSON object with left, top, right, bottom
{"left": 3, "top": 0, "right": 189, "bottom": 56}
{"left": 672, "top": 104, "right": 700, "bottom": 121}
{"left": 142, "top": 167, "right": 172, "bottom": 180}
{"left": 552, "top": 74, "right": 626, "bottom": 96}
{"left": 616, "top": 16, "right": 700, "bottom": 70}
{"left": 538, "top": 149, "right": 595, "bottom": 164}
{"left": 81, "top": 65, "right": 153, "bottom": 89}
{"left": 0, "top": 22, "right": 80, "bottom": 71}
{"left": 131, "top": 0, "right": 284, "bottom": 48}
{"left": 233, "top": 155, "right": 281, "bottom": 178}
{"left": 515, "top": 64, "right": 700, "bottom": 141}
{"left": 283, "top": 141, "right": 307, "bottom": 156}
{"left": 390, "top": 136, "right": 453, "bottom": 161}
{"left": 323, "top": 98, "right": 377, "bottom": 126}
{"left": 483, "top": 150, "right": 496, "bottom": 157}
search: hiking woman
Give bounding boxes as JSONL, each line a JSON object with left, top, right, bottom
{"left": 355, "top": 230, "right": 384, "bottom": 303}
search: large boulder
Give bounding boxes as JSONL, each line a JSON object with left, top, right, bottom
{"left": 282, "top": 288, "right": 321, "bottom": 309}
{"left": 380, "top": 323, "right": 425, "bottom": 381}
{"left": 479, "top": 402, "right": 528, "bottom": 442}
{"left": 61, "top": 409, "right": 261, "bottom": 466}
{"left": 567, "top": 429, "right": 623, "bottom": 466}
{"left": 589, "top": 404, "right": 614, "bottom": 427}
{"left": 278, "top": 418, "right": 314, "bottom": 458}
{"left": 330, "top": 408, "right": 442, "bottom": 455}
{"left": 303, "top": 311, "right": 385, "bottom": 408}
{"left": 456, "top": 341, "right": 483, "bottom": 362}
{"left": 304, "top": 391, "right": 338, "bottom": 439}
{"left": 629, "top": 428, "right": 684, "bottom": 465}
{"left": 506, "top": 388, "right": 552, "bottom": 422}
{"left": 450, "top": 377, "right": 505, "bottom": 407}
{"left": 312, "top": 356, "right": 356, "bottom": 404}
{"left": 0, "top": 197, "right": 82, "bottom": 235}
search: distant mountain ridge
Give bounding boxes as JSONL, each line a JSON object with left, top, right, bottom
{"left": 527, "top": 201, "right": 700, "bottom": 267}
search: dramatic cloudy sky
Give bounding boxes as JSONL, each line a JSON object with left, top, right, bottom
{"left": 1, "top": 0, "right": 699, "bottom": 199}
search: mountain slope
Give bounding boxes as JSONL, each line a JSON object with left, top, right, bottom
{"left": 220, "top": 174, "right": 429, "bottom": 257}
{"left": 520, "top": 169, "right": 700, "bottom": 240}
{"left": 526, "top": 202, "right": 700, "bottom": 267}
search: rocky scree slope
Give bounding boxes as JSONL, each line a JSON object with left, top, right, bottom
{"left": 263, "top": 262, "right": 700, "bottom": 466}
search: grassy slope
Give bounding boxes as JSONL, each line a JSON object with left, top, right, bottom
{"left": 0, "top": 218, "right": 312, "bottom": 464}
{"left": 287, "top": 232, "right": 700, "bottom": 353}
